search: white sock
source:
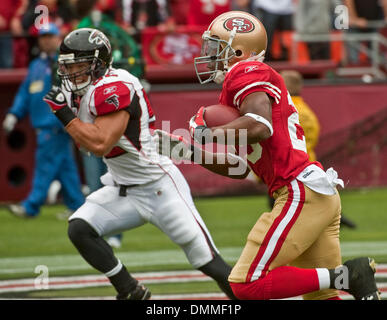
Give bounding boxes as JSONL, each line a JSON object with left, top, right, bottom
{"left": 316, "top": 268, "right": 331, "bottom": 290}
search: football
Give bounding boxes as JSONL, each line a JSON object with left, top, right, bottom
{"left": 203, "top": 104, "right": 240, "bottom": 128}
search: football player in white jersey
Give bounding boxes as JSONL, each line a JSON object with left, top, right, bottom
{"left": 43, "top": 28, "right": 236, "bottom": 300}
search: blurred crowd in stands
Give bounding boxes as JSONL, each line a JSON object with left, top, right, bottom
{"left": 1, "top": 0, "right": 387, "bottom": 69}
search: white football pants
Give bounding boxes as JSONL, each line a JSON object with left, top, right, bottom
{"left": 69, "top": 165, "right": 219, "bottom": 268}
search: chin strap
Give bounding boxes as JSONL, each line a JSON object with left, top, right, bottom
{"left": 213, "top": 70, "right": 226, "bottom": 84}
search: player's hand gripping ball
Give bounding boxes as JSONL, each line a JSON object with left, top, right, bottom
{"left": 189, "top": 104, "right": 240, "bottom": 144}
{"left": 202, "top": 104, "right": 240, "bottom": 127}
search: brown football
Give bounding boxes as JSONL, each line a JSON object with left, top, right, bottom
{"left": 203, "top": 104, "right": 240, "bottom": 128}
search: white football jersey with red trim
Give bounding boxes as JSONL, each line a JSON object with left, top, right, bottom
{"left": 63, "top": 68, "right": 173, "bottom": 185}
{"left": 219, "top": 61, "right": 322, "bottom": 195}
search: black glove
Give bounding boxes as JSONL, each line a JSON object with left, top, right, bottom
{"left": 44, "top": 86, "right": 76, "bottom": 126}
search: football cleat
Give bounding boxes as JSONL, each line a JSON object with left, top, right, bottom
{"left": 107, "top": 236, "right": 122, "bottom": 249}
{"left": 340, "top": 214, "right": 357, "bottom": 229}
{"left": 56, "top": 209, "right": 74, "bottom": 221}
{"left": 7, "top": 204, "right": 29, "bottom": 218}
{"left": 116, "top": 284, "right": 151, "bottom": 300}
{"left": 128, "top": 284, "right": 151, "bottom": 300}
{"left": 343, "top": 257, "right": 381, "bottom": 300}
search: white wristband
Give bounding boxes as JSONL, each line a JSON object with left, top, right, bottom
{"left": 244, "top": 112, "right": 273, "bottom": 136}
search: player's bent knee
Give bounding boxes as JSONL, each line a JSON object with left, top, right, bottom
{"left": 181, "top": 236, "right": 214, "bottom": 268}
{"left": 68, "top": 218, "right": 98, "bottom": 245}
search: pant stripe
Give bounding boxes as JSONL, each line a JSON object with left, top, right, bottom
{"left": 164, "top": 169, "right": 217, "bottom": 258}
{"left": 246, "top": 180, "right": 305, "bottom": 282}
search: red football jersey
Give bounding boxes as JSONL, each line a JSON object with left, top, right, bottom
{"left": 219, "top": 60, "right": 323, "bottom": 195}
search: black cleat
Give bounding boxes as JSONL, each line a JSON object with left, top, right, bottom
{"left": 128, "top": 284, "right": 151, "bottom": 300}
{"left": 117, "top": 284, "right": 151, "bottom": 300}
{"left": 343, "top": 257, "right": 381, "bottom": 300}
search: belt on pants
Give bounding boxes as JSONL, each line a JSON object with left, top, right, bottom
{"left": 114, "top": 182, "right": 140, "bottom": 197}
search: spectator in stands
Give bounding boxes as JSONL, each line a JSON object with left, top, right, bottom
{"left": 186, "top": 0, "right": 231, "bottom": 26}
{"left": 280, "top": 70, "right": 356, "bottom": 229}
{"left": 120, "top": 0, "right": 175, "bottom": 38}
{"left": 22, "top": 0, "right": 78, "bottom": 35}
{"left": 77, "top": 7, "right": 144, "bottom": 78}
{"left": 344, "top": 0, "right": 387, "bottom": 64}
{"left": 168, "top": 0, "right": 189, "bottom": 25}
{"left": 2, "top": 23, "right": 85, "bottom": 219}
{"left": 231, "top": 0, "right": 252, "bottom": 13}
{"left": 0, "top": 0, "right": 27, "bottom": 68}
{"left": 294, "top": 0, "right": 341, "bottom": 60}
{"left": 93, "top": 0, "right": 117, "bottom": 20}
{"left": 252, "top": 0, "right": 294, "bottom": 61}
{"left": 73, "top": 0, "right": 118, "bottom": 22}
{"left": 21, "top": 0, "right": 78, "bottom": 62}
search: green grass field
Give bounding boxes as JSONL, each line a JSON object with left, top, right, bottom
{"left": 0, "top": 187, "right": 386, "bottom": 298}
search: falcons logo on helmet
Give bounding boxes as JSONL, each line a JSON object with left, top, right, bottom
{"left": 105, "top": 94, "right": 119, "bottom": 109}
{"left": 89, "top": 30, "right": 111, "bottom": 52}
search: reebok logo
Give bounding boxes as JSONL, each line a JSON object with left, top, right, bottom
{"left": 245, "top": 66, "right": 259, "bottom": 73}
{"left": 103, "top": 86, "right": 117, "bottom": 95}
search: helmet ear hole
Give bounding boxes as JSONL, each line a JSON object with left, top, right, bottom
{"left": 235, "top": 50, "right": 242, "bottom": 57}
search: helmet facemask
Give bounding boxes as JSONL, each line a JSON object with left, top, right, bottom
{"left": 58, "top": 50, "right": 107, "bottom": 96}
{"left": 194, "top": 29, "right": 237, "bottom": 84}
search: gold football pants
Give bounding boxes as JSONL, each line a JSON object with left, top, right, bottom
{"left": 229, "top": 179, "right": 342, "bottom": 300}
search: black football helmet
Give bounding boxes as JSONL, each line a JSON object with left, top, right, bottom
{"left": 58, "top": 28, "right": 112, "bottom": 95}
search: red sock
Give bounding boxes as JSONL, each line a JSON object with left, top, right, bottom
{"left": 231, "top": 266, "right": 321, "bottom": 300}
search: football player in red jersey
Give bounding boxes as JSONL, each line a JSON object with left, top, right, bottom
{"left": 156, "top": 11, "right": 380, "bottom": 300}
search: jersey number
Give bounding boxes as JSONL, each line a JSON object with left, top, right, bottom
{"left": 246, "top": 92, "right": 307, "bottom": 164}
{"left": 287, "top": 92, "right": 307, "bottom": 153}
{"left": 247, "top": 143, "right": 262, "bottom": 163}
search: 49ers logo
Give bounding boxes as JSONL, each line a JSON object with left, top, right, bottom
{"left": 224, "top": 17, "right": 255, "bottom": 33}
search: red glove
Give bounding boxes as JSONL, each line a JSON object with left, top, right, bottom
{"left": 189, "top": 106, "right": 212, "bottom": 144}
